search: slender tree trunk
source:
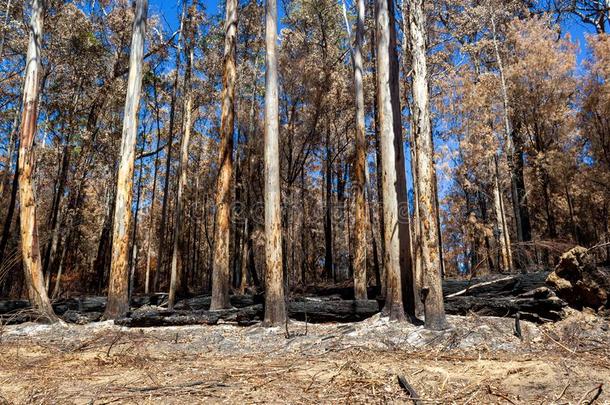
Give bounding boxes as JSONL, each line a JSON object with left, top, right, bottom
{"left": 324, "top": 125, "right": 334, "bottom": 281}
{"left": 155, "top": 7, "right": 186, "bottom": 291}
{"left": 104, "top": 0, "right": 148, "bottom": 319}
{"left": 18, "top": 0, "right": 57, "bottom": 321}
{"left": 0, "top": 147, "right": 18, "bottom": 266}
{"left": 342, "top": 0, "right": 368, "bottom": 300}
{"left": 210, "top": 0, "right": 238, "bottom": 310}
{"left": 51, "top": 245, "right": 67, "bottom": 299}
{"left": 43, "top": 141, "right": 69, "bottom": 290}
{"left": 376, "top": 0, "right": 405, "bottom": 321}
{"left": 409, "top": 0, "right": 447, "bottom": 330}
{"left": 388, "top": 0, "right": 415, "bottom": 317}
{"left": 370, "top": 14, "right": 386, "bottom": 288}
{"left": 263, "top": 0, "right": 286, "bottom": 326}
{"left": 0, "top": 0, "right": 12, "bottom": 60}
{"left": 169, "top": 6, "right": 197, "bottom": 308}
{"left": 490, "top": 12, "right": 531, "bottom": 245}
{"left": 0, "top": 105, "right": 18, "bottom": 201}
{"left": 144, "top": 79, "right": 163, "bottom": 294}
{"left": 493, "top": 156, "right": 513, "bottom": 272}
{"left": 129, "top": 144, "right": 144, "bottom": 302}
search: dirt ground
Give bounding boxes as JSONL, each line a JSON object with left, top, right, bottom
{"left": 1, "top": 310, "right": 609, "bottom": 404}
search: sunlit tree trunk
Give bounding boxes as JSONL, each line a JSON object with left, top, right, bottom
{"left": 17, "top": 0, "right": 57, "bottom": 321}
{"left": 376, "top": 0, "right": 405, "bottom": 321}
{"left": 104, "top": 0, "right": 148, "bottom": 319}
{"left": 409, "top": 0, "right": 447, "bottom": 330}
{"left": 210, "top": 0, "right": 238, "bottom": 310}
{"left": 263, "top": 0, "right": 286, "bottom": 326}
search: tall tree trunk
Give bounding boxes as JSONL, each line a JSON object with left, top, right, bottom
{"left": 343, "top": 0, "right": 368, "bottom": 300}
{"left": 169, "top": 4, "right": 197, "bottom": 308}
{"left": 263, "top": 0, "right": 286, "bottom": 326}
{"left": 370, "top": 12, "right": 386, "bottom": 289}
{"left": 155, "top": 7, "right": 187, "bottom": 291}
{"left": 490, "top": 12, "right": 531, "bottom": 245}
{"left": 210, "top": 0, "right": 238, "bottom": 310}
{"left": 376, "top": 0, "right": 405, "bottom": 321}
{"left": 388, "top": 0, "right": 415, "bottom": 317}
{"left": 18, "top": 0, "right": 57, "bottom": 321}
{"left": 104, "top": 0, "right": 148, "bottom": 319}
{"left": 409, "top": 0, "right": 447, "bottom": 330}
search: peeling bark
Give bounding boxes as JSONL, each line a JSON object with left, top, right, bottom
{"left": 17, "top": 0, "right": 57, "bottom": 322}
{"left": 376, "top": 0, "right": 406, "bottom": 321}
{"left": 211, "top": 0, "right": 238, "bottom": 310}
{"left": 409, "top": 0, "right": 447, "bottom": 330}
{"left": 104, "top": 0, "right": 148, "bottom": 320}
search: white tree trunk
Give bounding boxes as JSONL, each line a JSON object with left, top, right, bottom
{"left": 104, "top": 0, "right": 148, "bottom": 319}
{"left": 409, "top": 0, "right": 447, "bottom": 330}
{"left": 263, "top": 0, "right": 286, "bottom": 326}
{"left": 18, "top": 0, "right": 57, "bottom": 322}
{"left": 376, "top": 0, "right": 405, "bottom": 321}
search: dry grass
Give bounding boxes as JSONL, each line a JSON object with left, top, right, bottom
{"left": 0, "top": 311, "right": 609, "bottom": 404}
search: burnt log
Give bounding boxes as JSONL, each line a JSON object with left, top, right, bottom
{"left": 444, "top": 287, "right": 566, "bottom": 322}
{"left": 288, "top": 299, "right": 380, "bottom": 322}
{"left": 0, "top": 295, "right": 166, "bottom": 324}
{"left": 115, "top": 306, "right": 264, "bottom": 327}
{"left": 173, "top": 294, "right": 264, "bottom": 311}
{"left": 115, "top": 299, "right": 382, "bottom": 327}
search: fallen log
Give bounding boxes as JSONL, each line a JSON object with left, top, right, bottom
{"left": 115, "top": 299, "right": 382, "bottom": 327}
{"left": 0, "top": 295, "right": 167, "bottom": 324}
{"left": 288, "top": 299, "right": 381, "bottom": 322}
{"left": 443, "top": 272, "right": 550, "bottom": 297}
{"left": 115, "top": 306, "right": 263, "bottom": 327}
{"left": 173, "top": 294, "right": 264, "bottom": 311}
{"left": 444, "top": 287, "right": 566, "bottom": 322}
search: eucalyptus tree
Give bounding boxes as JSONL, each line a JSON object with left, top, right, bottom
{"left": 18, "top": 0, "right": 57, "bottom": 321}
{"left": 263, "top": 0, "right": 286, "bottom": 326}
{"left": 104, "top": 0, "right": 148, "bottom": 319}
{"left": 211, "top": 0, "right": 239, "bottom": 310}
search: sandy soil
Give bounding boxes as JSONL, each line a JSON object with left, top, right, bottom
{"left": 0, "top": 310, "right": 609, "bottom": 404}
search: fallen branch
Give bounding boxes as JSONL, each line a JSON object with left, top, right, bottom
{"left": 578, "top": 384, "right": 603, "bottom": 405}
{"left": 397, "top": 375, "right": 422, "bottom": 405}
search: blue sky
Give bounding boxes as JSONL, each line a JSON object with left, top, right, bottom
{"left": 150, "top": 0, "right": 600, "bottom": 67}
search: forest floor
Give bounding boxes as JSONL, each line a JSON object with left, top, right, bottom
{"left": 0, "top": 309, "right": 609, "bottom": 404}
